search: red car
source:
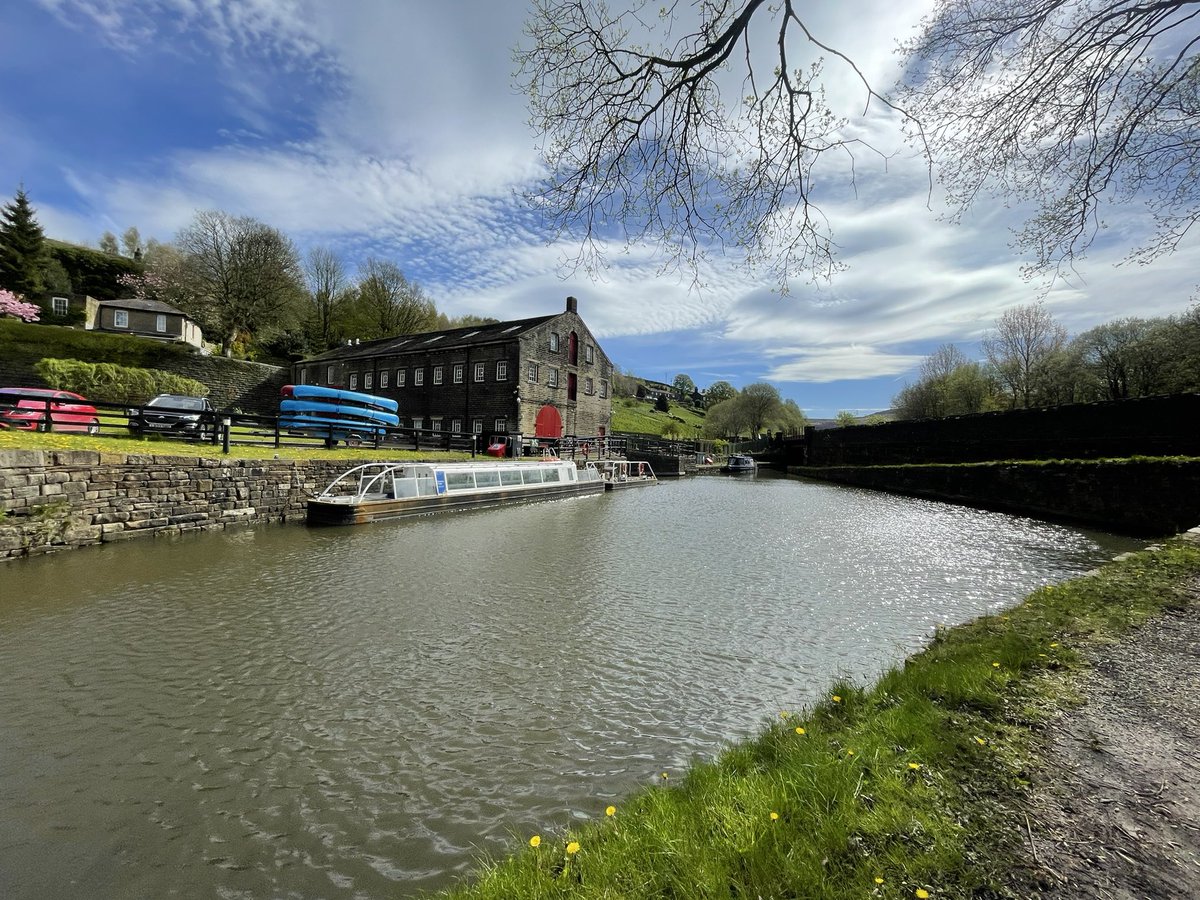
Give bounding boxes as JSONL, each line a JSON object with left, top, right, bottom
{"left": 0, "top": 387, "right": 101, "bottom": 434}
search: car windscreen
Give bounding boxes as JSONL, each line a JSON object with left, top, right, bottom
{"left": 147, "top": 396, "right": 206, "bottom": 410}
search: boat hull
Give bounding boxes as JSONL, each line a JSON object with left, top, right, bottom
{"left": 307, "top": 480, "right": 604, "bottom": 525}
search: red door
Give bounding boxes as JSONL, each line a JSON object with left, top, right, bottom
{"left": 535, "top": 404, "right": 563, "bottom": 438}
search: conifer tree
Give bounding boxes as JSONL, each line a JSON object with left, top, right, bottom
{"left": 0, "top": 187, "right": 48, "bottom": 298}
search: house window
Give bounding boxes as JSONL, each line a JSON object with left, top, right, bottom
{"left": 156, "top": 314, "right": 167, "bottom": 333}
{"left": 364, "top": 372, "right": 374, "bottom": 390}
{"left": 380, "top": 371, "right": 389, "bottom": 388}
{"left": 114, "top": 310, "right": 129, "bottom": 328}
{"left": 495, "top": 418, "right": 507, "bottom": 432}
{"left": 414, "top": 368, "right": 424, "bottom": 386}
{"left": 433, "top": 365, "right": 443, "bottom": 385}
{"left": 453, "top": 364, "right": 464, "bottom": 384}
{"left": 397, "top": 369, "right": 406, "bottom": 387}
{"left": 548, "top": 368, "right": 559, "bottom": 388}
{"left": 431, "top": 416, "right": 443, "bottom": 432}
{"left": 496, "top": 361, "right": 507, "bottom": 381}
{"left": 586, "top": 344, "right": 594, "bottom": 364}
{"left": 474, "top": 363, "right": 485, "bottom": 382}
{"left": 527, "top": 363, "right": 539, "bottom": 383}
{"left": 586, "top": 377, "right": 594, "bottom": 395}
{"left": 327, "top": 365, "right": 336, "bottom": 383}
{"left": 472, "top": 418, "right": 484, "bottom": 434}
{"left": 412, "top": 417, "right": 423, "bottom": 430}
{"left": 52, "top": 297, "right": 69, "bottom": 316}
{"left": 451, "top": 418, "right": 462, "bottom": 433}
{"left": 600, "top": 380, "right": 608, "bottom": 399}
{"left": 549, "top": 332, "right": 560, "bottom": 352}
{"left": 349, "top": 373, "right": 359, "bottom": 390}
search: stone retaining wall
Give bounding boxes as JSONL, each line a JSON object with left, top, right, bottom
{"left": 791, "top": 459, "right": 1200, "bottom": 536}
{"left": 0, "top": 450, "right": 349, "bottom": 560}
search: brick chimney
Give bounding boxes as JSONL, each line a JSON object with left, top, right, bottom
{"left": 566, "top": 296, "right": 578, "bottom": 314}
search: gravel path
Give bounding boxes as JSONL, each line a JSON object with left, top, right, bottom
{"left": 1012, "top": 544, "right": 1200, "bottom": 898}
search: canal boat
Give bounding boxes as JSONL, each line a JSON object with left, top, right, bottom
{"left": 599, "top": 460, "right": 658, "bottom": 490}
{"left": 306, "top": 458, "right": 604, "bottom": 525}
{"left": 722, "top": 454, "right": 757, "bottom": 474}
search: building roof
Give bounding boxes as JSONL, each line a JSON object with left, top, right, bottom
{"left": 101, "top": 297, "right": 191, "bottom": 317}
{"left": 303, "top": 314, "right": 560, "bottom": 363}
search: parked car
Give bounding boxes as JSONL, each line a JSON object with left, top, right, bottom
{"left": 0, "top": 387, "right": 101, "bottom": 434}
{"left": 127, "top": 394, "right": 216, "bottom": 440}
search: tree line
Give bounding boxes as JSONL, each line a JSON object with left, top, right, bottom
{"left": 894, "top": 302, "right": 1200, "bottom": 420}
{"left": 0, "top": 189, "right": 491, "bottom": 360}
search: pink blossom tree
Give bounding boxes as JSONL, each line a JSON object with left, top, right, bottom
{"left": 0, "top": 289, "right": 40, "bottom": 322}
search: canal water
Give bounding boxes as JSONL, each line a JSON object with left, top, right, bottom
{"left": 0, "top": 473, "right": 1141, "bottom": 899}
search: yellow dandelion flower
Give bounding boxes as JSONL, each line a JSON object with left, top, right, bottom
{"left": 1050, "top": 642, "right": 1059, "bottom": 648}
{"left": 794, "top": 726, "right": 806, "bottom": 735}
{"left": 875, "top": 876, "right": 885, "bottom": 884}
{"left": 605, "top": 805, "right": 616, "bottom": 817}
{"left": 779, "top": 711, "right": 790, "bottom": 719}
{"left": 566, "top": 841, "right": 580, "bottom": 855}
{"left": 832, "top": 695, "right": 842, "bottom": 703}
{"left": 769, "top": 811, "right": 779, "bottom": 821}
{"left": 846, "top": 748, "right": 855, "bottom": 756}
{"left": 908, "top": 762, "right": 922, "bottom": 770}
{"left": 916, "top": 889, "right": 930, "bottom": 899}
{"left": 661, "top": 772, "right": 669, "bottom": 780}
{"left": 529, "top": 835, "right": 541, "bottom": 848}
{"left": 992, "top": 662, "right": 1001, "bottom": 668}
{"left": 974, "top": 736, "right": 986, "bottom": 746}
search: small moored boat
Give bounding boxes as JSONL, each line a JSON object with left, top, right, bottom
{"left": 599, "top": 460, "right": 658, "bottom": 490}
{"left": 306, "top": 458, "right": 604, "bottom": 525}
{"left": 722, "top": 453, "right": 756, "bottom": 474}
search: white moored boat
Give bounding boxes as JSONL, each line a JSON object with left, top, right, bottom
{"left": 599, "top": 460, "right": 658, "bottom": 490}
{"left": 306, "top": 458, "right": 604, "bottom": 525}
{"left": 721, "top": 453, "right": 756, "bottom": 474}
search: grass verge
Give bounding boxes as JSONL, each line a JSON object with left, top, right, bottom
{"left": 442, "top": 538, "right": 1200, "bottom": 899}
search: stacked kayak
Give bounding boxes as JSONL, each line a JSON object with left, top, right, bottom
{"left": 279, "top": 384, "right": 399, "bottom": 440}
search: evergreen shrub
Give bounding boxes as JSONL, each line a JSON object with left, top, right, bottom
{"left": 34, "top": 357, "right": 208, "bottom": 404}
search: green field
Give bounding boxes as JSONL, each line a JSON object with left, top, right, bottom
{"left": 610, "top": 397, "right": 706, "bottom": 437}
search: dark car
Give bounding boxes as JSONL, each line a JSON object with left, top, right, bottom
{"left": 128, "top": 394, "right": 215, "bottom": 440}
{"left": 0, "top": 387, "right": 100, "bottom": 433}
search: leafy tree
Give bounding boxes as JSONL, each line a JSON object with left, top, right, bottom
{"left": 348, "top": 258, "right": 437, "bottom": 340}
{"left": 703, "top": 396, "right": 750, "bottom": 440}
{"left": 121, "top": 226, "right": 142, "bottom": 258}
{"left": 517, "top": 0, "right": 906, "bottom": 287}
{"left": 672, "top": 373, "right": 696, "bottom": 399}
{"left": 777, "top": 398, "right": 809, "bottom": 434}
{"left": 738, "top": 382, "right": 784, "bottom": 434}
{"left": 48, "top": 240, "right": 142, "bottom": 301}
{"left": 1073, "top": 318, "right": 1165, "bottom": 401}
{"left": 176, "top": 209, "right": 305, "bottom": 356}
{"left": 612, "top": 367, "right": 639, "bottom": 398}
{"left": 835, "top": 410, "right": 858, "bottom": 427}
{"left": 703, "top": 380, "right": 737, "bottom": 408}
{"left": 0, "top": 187, "right": 48, "bottom": 298}
{"left": 98, "top": 231, "right": 120, "bottom": 256}
{"left": 654, "top": 393, "right": 670, "bottom": 413}
{"left": 982, "top": 303, "right": 1068, "bottom": 408}
{"left": 900, "top": 0, "right": 1200, "bottom": 276}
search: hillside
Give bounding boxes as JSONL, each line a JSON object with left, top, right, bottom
{"left": 610, "top": 396, "right": 705, "bottom": 436}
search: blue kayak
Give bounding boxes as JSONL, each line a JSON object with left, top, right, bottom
{"left": 280, "top": 398, "right": 400, "bottom": 426}
{"left": 279, "top": 414, "right": 389, "bottom": 438}
{"left": 281, "top": 383, "right": 398, "bottom": 413}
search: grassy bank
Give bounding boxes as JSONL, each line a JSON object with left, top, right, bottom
{"left": 443, "top": 538, "right": 1200, "bottom": 899}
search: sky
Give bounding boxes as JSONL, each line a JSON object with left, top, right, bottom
{"left": 2, "top": 0, "right": 1196, "bottom": 418}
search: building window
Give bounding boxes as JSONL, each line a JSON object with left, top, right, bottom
{"left": 586, "top": 377, "right": 594, "bottom": 395}
{"left": 568, "top": 372, "right": 577, "bottom": 401}
{"left": 568, "top": 332, "right": 578, "bottom": 365}
{"left": 364, "top": 372, "right": 374, "bottom": 390}
{"left": 549, "top": 332, "right": 560, "bottom": 352}
{"left": 451, "top": 418, "right": 462, "bottom": 433}
{"left": 527, "top": 363, "right": 539, "bottom": 383}
{"left": 327, "top": 365, "right": 335, "bottom": 383}
{"left": 52, "top": 296, "right": 69, "bottom": 316}
{"left": 114, "top": 309, "right": 129, "bottom": 328}
{"left": 496, "top": 361, "right": 508, "bottom": 381}
{"left": 453, "top": 364, "right": 464, "bottom": 384}
{"left": 156, "top": 314, "right": 168, "bottom": 333}
{"left": 600, "top": 380, "right": 608, "bottom": 399}
{"left": 397, "top": 369, "right": 406, "bottom": 387}
{"left": 586, "top": 344, "right": 594, "bottom": 364}
{"left": 472, "top": 418, "right": 484, "bottom": 434}
{"left": 380, "top": 371, "right": 389, "bottom": 388}
{"left": 414, "top": 368, "right": 425, "bottom": 386}
{"left": 495, "top": 418, "right": 507, "bottom": 432}
{"left": 431, "top": 416, "right": 443, "bottom": 432}
{"left": 474, "top": 363, "right": 486, "bottom": 382}
{"left": 433, "top": 365, "right": 443, "bottom": 385}
{"left": 412, "top": 417, "right": 423, "bottom": 430}
{"left": 548, "top": 368, "right": 559, "bottom": 388}
{"left": 349, "top": 373, "right": 359, "bottom": 390}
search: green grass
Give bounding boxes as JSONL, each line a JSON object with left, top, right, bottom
{"left": 0, "top": 427, "right": 472, "bottom": 462}
{"left": 441, "top": 539, "right": 1200, "bottom": 899}
{"left": 611, "top": 397, "right": 706, "bottom": 436}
